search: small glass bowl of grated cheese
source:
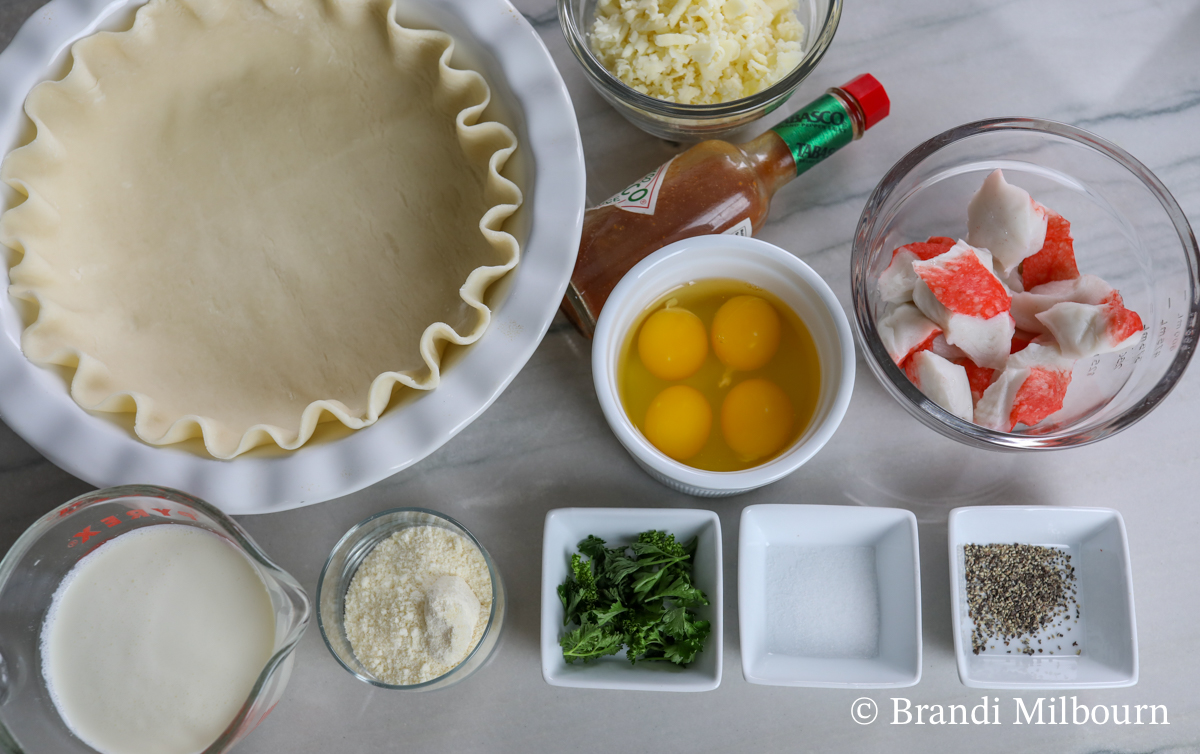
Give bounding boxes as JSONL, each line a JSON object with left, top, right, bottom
{"left": 317, "top": 508, "right": 506, "bottom": 690}
{"left": 559, "top": 0, "right": 841, "bottom": 141}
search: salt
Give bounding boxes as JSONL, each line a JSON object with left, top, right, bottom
{"left": 764, "top": 545, "right": 880, "bottom": 659}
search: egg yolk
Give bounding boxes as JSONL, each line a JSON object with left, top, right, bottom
{"left": 721, "top": 378, "right": 793, "bottom": 461}
{"left": 643, "top": 385, "right": 712, "bottom": 461}
{"left": 711, "top": 295, "right": 781, "bottom": 372}
{"left": 637, "top": 307, "right": 708, "bottom": 381}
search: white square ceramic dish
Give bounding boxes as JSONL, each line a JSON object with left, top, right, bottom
{"left": 540, "top": 508, "right": 722, "bottom": 691}
{"left": 738, "top": 504, "right": 921, "bottom": 687}
{"left": 948, "top": 506, "right": 1137, "bottom": 689}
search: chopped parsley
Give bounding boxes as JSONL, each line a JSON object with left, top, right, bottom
{"left": 557, "top": 529, "right": 710, "bottom": 667}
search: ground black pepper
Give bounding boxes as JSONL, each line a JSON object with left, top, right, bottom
{"left": 963, "top": 543, "right": 1079, "bottom": 656}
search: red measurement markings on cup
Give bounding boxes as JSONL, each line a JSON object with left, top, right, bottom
{"left": 57, "top": 500, "right": 88, "bottom": 517}
{"left": 68, "top": 507, "right": 199, "bottom": 549}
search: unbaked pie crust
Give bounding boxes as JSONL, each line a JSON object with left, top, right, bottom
{"left": 1, "top": 0, "right": 522, "bottom": 458}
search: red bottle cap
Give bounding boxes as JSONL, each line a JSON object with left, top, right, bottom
{"left": 839, "top": 74, "right": 890, "bottom": 131}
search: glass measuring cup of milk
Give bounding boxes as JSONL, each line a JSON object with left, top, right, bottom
{"left": 0, "top": 485, "right": 311, "bottom": 753}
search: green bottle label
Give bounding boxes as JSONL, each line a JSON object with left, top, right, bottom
{"left": 770, "top": 93, "right": 854, "bottom": 176}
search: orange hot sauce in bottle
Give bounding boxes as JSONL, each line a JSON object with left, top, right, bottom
{"left": 562, "top": 74, "right": 890, "bottom": 338}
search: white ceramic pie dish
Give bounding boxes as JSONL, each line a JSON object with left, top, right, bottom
{"left": 0, "top": 0, "right": 585, "bottom": 513}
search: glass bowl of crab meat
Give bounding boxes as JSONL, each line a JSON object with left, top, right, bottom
{"left": 851, "top": 117, "right": 1199, "bottom": 450}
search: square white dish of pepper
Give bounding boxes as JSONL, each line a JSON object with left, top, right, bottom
{"left": 948, "top": 506, "right": 1138, "bottom": 689}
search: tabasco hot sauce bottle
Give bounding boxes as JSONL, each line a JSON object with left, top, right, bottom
{"left": 562, "top": 74, "right": 890, "bottom": 337}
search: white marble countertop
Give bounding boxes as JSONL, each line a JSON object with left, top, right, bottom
{"left": 2, "top": 0, "right": 1199, "bottom": 751}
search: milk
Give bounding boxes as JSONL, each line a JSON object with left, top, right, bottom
{"left": 41, "top": 524, "right": 277, "bottom": 754}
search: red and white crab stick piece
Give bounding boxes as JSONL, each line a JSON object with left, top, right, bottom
{"left": 911, "top": 241, "right": 1015, "bottom": 369}
{"left": 904, "top": 350, "right": 974, "bottom": 421}
{"left": 878, "top": 237, "right": 956, "bottom": 303}
{"left": 974, "top": 342, "right": 1074, "bottom": 431}
{"left": 967, "top": 169, "right": 1049, "bottom": 273}
{"left": 1011, "top": 274, "right": 1116, "bottom": 333}
{"left": 1020, "top": 212, "right": 1079, "bottom": 289}
{"left": 1036, "top": 293, "right": 1144, "bottom": 359}
{"left": 878, "top": 303, "right": 941, "bottom": 365}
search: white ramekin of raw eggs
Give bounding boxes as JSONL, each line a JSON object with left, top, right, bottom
{"left": 592, "top": 235, "right": 855, "bottom": 497}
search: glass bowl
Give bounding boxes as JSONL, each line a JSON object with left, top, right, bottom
{"left": 851, "top": 118, "right": 1200, "bottom": 450}
{"left": 558, "top": 0, "right": 841, "bottom": 141}
{"left": 317, "top": 508, "right": 506, "bottom": 691}
{"left": 0, "top": 485, "right": 311, "bottom": 753}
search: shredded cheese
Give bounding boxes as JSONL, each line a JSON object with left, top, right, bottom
{"left": 588, "top": 0, "right": 805, "bottom": 105}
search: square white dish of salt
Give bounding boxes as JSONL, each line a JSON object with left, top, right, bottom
{"left": 738, "top": 504, "right": 921, "bottom": 687}
{"left": 948, "top": 506, "right": 1137, "bottom": 689}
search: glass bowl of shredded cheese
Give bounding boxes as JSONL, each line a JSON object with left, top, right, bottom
{"left": 559, "top": 0, "right": 841, "bottom": 141}
{"left": 317, "top": 508, "right": 506, "bottom": 690}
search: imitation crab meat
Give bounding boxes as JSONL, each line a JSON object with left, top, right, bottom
{"left": 1010, "top": 274, "right": 1115, "bottom": 333}
{"left": 878, "top": 238, "right": 956, "bottom": 303}
{"left": 967, "top": 169, "right": 1049, "bottom": 273}
{"left": 878, "top": 303, "right": 941, "bottom": 365}
{"left": 974, "top": 343, "right": 1074, "bottom": 431}
{"left": 904, "top": 350, "right": 973, "bottom": 422}
{"left": 1020, "top": 212, "right": 1079, "bottom": 289}
{"left": 1036, "top": 294, "right": 1144, "bottom": 358}
{"left": 876, "top": 170, "right": 1143, "bottom": 432}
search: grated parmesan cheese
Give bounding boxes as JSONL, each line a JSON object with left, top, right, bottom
{"left": 588, "top": 0, "right": 805, "bottom": 105}
{"left": 343, "top": 525, "right": 492, "bottom": 685}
